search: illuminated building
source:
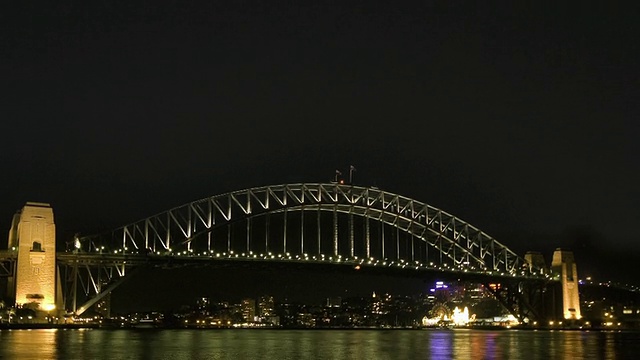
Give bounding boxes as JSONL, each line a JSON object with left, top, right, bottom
{"left": 258, "top": 295, "right": 279, "bottom": 325}
{"left": 94, "top": 293, "right": 111, "bottom": 318}
{"left": 197, "top": 297, "right": 210, "bottom": 315}
{"left": 258, "top": 295, "right": 274, "bottom": 317}
{"left": 326, "top": 296, "right": 342, "bottom": 308}
{"left": 241, "top": 298, "right": 256, "bottom": 321}
{"left": 466, "top": 284, "right": 486, "bottom": 301}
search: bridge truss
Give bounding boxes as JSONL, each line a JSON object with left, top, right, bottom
{"left": 63, "top": 183, "right": 547, "bottom": 318}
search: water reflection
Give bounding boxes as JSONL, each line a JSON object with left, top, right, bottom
{"left": 0, "top": 329, "right": 639, "bottom": 359}
{"left": 0, "top": 329, "right": 58, "bottom": 360}
{"left": 429, "top": 330, "right": 453, "bottom": 358}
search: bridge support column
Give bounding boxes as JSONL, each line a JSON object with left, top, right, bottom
{"left": 551, "top": 248, "right": 581, "bottom": 321}
{"left": 7, "top": 202, "right": 63, "bottom": 322}
{"left": 524, "top": 251, "right": 547, "bottom": 276}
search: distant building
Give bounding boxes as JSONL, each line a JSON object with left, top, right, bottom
{"left": 326, "top": 296, "right": 342, "bottom": 308}
{"left": 197, "top": 297, "right": 210, "bottom": 315}
{"left": 241, "top": 298, "right": 256, "bottom": 322}
{"left": 258, "top": 295, "right": 274, "bottom": 317}
{"left": 197, "top": 297, "right": 210, "bottom": 308}
{"left": 257, "top": 295, "right": 279, "bottom": 325}
{"left": 94, "top": 293, "right": 111, "bottom": 318}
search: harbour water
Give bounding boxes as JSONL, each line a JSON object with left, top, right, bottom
{"left": 1, "top": 328, "right": 639, "bottom": 359}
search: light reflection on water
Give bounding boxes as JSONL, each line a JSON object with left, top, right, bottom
{"left": 0, "top": 328, "right": 639, "bottom": 360}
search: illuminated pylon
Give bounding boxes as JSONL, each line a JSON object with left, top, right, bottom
{"left": 7, "top": 202, "right": 62, "bottom": 315}
{"left": 551, "top": 248, "right": 581, "bottom": 320}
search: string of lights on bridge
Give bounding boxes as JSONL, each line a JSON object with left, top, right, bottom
{"left": 75, "top": 244, "right": 549, "bottom": 280}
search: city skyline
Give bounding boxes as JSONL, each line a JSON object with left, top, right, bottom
{"left": 64, "top": 276, "right": 640, "bottom": 331}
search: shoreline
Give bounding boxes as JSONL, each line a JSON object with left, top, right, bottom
{"left": 1, "top": 324, "right": 637, "bottom": 331}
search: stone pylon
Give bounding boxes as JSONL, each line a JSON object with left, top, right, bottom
{"left": 524, "top": 251, "right": 547, "bottom": 275}
{"left": 7, "top": 202, "right": 61, "bottom": 317}
{"left": 551, "top": 248, "right": 581, "bottom": 320}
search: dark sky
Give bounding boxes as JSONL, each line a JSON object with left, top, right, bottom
{"left": 2, "top": 2, "right": 639, "bottom": 309}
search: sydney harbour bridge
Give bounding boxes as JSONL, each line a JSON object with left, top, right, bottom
{"left": 1, "top": 182, "right": 579, "bottom": 324}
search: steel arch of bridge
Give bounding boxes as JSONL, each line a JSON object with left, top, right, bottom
{"left": 74, "top": 183, "right": 535, "bottom": 277}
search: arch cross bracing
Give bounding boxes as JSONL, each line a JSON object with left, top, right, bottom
{"left": 75, "top": 183, "right": 537, "bottom": 278}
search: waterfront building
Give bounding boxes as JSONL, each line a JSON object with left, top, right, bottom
{"left": 241, "top": 298, "right": 255, "bottom": 322}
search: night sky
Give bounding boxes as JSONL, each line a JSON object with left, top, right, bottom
{"left": 2, "top": 2, "right": 638, "bottom": 311}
